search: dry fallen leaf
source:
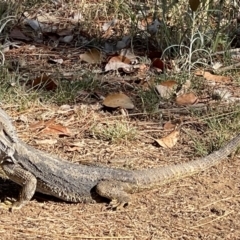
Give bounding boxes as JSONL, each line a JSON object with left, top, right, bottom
{"left": 42, "top": 123, "right": 71, "bottom": 136}
{"left": 156, "top": 130, "right": 180, "bottom": 148}
{"left": 151, "top": 58, "right": 172, "bottom": 72}
{"left": 35, "top": 139, "right": 57, "bottom": 145}
{"left": 189, "top": 0, "right": 200, "bottom": 11}
{"left": 195, "top": 70, "right": 231, "bottom": 83}
{"left": 152, "top": 58, "right": 165, "bottom": 72}
{"left": 80, "top": 48, "right": 101, "bottom": 64}
{"left": 163, "top": 121, "right": 176, "bottom": 131}
{"left": 156, "top": 80, "right": 178, "bottom": 99}
{"left": 120, "top": 49, "right": 138, "bottom": 63}
{"left": 29, "top": 74, "right": 58, "bottom": 90}
{"left": 105, "top": 56, "right": 132, "bottom": 72}
{"left": 10, "top": 28, "right": 31, "bottom": 41}
{"left": 48, "top": 58, "right": 64, "bottom": 64}
{"left": 176, "top": 93, "right": 198, "bottom": 106}
{"left": 30, "top": 118, "right": 71, "bottom": 136}
{"left": 203, "top": 72, "right": 231, "bottom": 83}
{"left": 103, "top": 93, "right": 134, "bottom": 109}
{"left": 160, "top": 80, "right": 178, "bottom": 88}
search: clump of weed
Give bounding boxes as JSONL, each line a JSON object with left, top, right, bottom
{"left": 91, "top": 121, "right": 138, "bottom": 144}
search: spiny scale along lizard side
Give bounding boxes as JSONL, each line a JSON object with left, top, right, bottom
{"left": 0, "top": 108, "right": 239, "bottom": 210}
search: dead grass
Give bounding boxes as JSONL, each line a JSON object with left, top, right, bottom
{"left": 0, "top": 103, "right": 239, "bottom": 239}
{"left": 0, "top": 0, "right": 240, "bottom": 239}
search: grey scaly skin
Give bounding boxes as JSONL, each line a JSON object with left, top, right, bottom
{"left": 0, "top": 108, "right": 18, "bottom": 164}
{"left": 0, "top": 107, "right": 18, "bottom": 143}
{"left": 0, "top": 108, "right": 239, "bottom": 210}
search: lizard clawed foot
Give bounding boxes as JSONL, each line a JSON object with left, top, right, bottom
{"left": 96, "top": 180, "right": 132, "bottom": 210}
{"left": 10, "top": 201, "right": 25, "bottom": 212}
{"left": 0, "top": 199, "right": 12, "bottom": 210}
{"left": 0, "top": 199, "right": 25, "bottom": 212}
{"left": 108, "top": 199, "right": 129, "bottom": 210}
{"left": 0, "top": 199, "right": 21, "bottom": 211}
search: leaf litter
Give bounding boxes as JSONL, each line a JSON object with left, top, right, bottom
{"left": 1, "top": 0, "right": 240, "bottom": 239}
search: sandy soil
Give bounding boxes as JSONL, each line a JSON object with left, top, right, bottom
{"left": 0, "top": 107, "right": 239, "bottom": 240}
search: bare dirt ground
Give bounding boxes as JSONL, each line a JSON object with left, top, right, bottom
{"left": 0, "top": 2, "right": 240, "bottom": 238}
{"left": 0, "top": 105, "right": 239, "bottom": 240}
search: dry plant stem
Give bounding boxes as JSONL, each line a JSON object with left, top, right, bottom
{"left": 215, "top": 62, "right": 240, "bottom": 73}
{"left": 157, "top": 102, "right": 240, "bottom": 115}
{"left": 211, "top": 48, "right": 240, "bottom": 56}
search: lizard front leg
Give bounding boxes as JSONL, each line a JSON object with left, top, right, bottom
{"left": 1, "top": 161, "right": 37, "bottom": 210}
{"left": 96, "top": 180, "right": 134, "bottom": 209}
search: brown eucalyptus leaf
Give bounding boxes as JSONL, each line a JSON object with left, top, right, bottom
{"left": 156, "top": 80, "right": 177, "bottom": 99}
{"left": 176, "top": 93, "right": 198, "bottom": 106}
{"left": 103, "top": 93, "right": 134, "bottom": 109}
{"left": 163, "top": 121, "right": 176, "bottom": 131}
{"left": 10, "top": 28, "right": 31, "bottom": 41}
{"left": 156, "top": 130, "right": 180, "bottom": 148}
{"left": 189, "top": 0, "right": 200, "bottom": 11}
{"left": 80, "top": 48, "right": 101, "bottom": 64}
{"left": 35, "top": 139, "right": 57, "bottom": 145}
{"left": 41, "top": 123, "right": 71, "bottom": 136}
{"left": 199, "top": 71, "right": 231, "bottom": 83}
{"left": 105, "top": 56, "right": 132, "bottom": 72}
{"left": 29, "top": 74, "right": 58, "bottom": 90}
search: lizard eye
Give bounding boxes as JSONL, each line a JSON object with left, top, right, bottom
{"left": 3, "top": 156, "right": 14, "bottom": 163}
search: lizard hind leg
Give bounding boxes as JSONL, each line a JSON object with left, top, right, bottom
{"left": 96, "top": 180, "right": 133, "bottom": 209}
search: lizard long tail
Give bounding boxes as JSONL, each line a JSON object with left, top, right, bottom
{"left": 134, "top": 134, "right": 240, "bottom": 190}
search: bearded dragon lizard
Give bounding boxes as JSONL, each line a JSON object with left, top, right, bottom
{"left": 0, "top": 108, "right": 239, "bottom": 210}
